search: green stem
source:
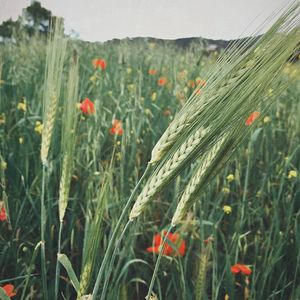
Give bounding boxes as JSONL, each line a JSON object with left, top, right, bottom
{"left": 91, "top": 163, "right": 152, "bottom": 299}
{"left": 100, "top": 219, "right": 132, "bottom": 300}
{"left": 41, "top": 164, "right": 48, "bottom": 300}
{"left": 240, "top": 141, "right": 251, "bottom": 223}
{"left": 235, "top": 140, "right": 252, "bottom": 262}
{"left": 145, "top": 224, "right": 174, "bottom": 300}
{"left": 55, "top": 221, "right": 63, "bottom": 299}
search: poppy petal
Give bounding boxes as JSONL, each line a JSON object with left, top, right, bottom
{"left": 2, "top": 284, "right": 16, "bottom": 297}
{"left": 245, "top": 111, "right": 260, "bottom": 126}
{"left": 146, "top": 246, "right": 159, "bottom": 254}
{"left": 231, "top": 264, "right": 241, "bottom": 274}
{"left": 239, "top": 264, "right": 252, "bottom": 276}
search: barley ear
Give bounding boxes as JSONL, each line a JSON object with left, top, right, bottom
{"left": 58, "top": 55, "right": 79, "bottom": 222}
{"left": 41, "top": 17, "right": 67, "bottom": 165}
{"left": 77, "top": 261, "right": 92, "bottom": 299}
{"left": 130, "top": 127, "right": 209, "bottom": 220}
{"left": 172, "top": 136, "right": 227, "bottom": 226}
{"left": 195, "top": 246, "right": 211, "bottom": 300}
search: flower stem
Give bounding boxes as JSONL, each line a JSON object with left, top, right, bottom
{"left": 41, "top": 164, "right": 48, "bottom": 300}
{"left": 145, "top": 224, "right": 174, "bottom": 300}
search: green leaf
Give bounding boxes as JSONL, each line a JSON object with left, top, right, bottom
{"left": 250, "top": 127, "right": 263, "bottom": 143}
{"left": 57, "top": 254, "right": 80, "bottom": 292}
{"left": 0, "top": 287, "right": 11, "bottom": 300}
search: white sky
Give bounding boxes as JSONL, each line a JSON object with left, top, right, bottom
{"left": 0, "top": 0, "right": 291, "bottom": 42}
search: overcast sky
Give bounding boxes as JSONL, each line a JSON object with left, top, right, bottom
{"left": 0, "top": 0, "right": 290, "bottom": 42}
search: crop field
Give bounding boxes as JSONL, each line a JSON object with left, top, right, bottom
{"left": 0, "top": 12, "right": 300, "bottom": 300}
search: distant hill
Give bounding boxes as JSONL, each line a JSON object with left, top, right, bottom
{"left": 101, "top": 36, "right": 259, "bottom": 53}
{"left": 102, "top": 36, "right": 299, "bottom": 61}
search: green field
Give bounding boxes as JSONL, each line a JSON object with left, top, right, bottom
{"left": 0, "top": 17, "right": 300, "bottom": 300}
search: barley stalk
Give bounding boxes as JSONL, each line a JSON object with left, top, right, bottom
{"left": 41, "top": 18, "right": 67, "bottom": 165}
{"left": 149, "top": 41, "right": 258, "bottom": 165}
{"left": 78, "top": 261, "right": 92, "bottom": 299}
{"left": 58, "top": 155, "right": 72, "bottom": 222}
{"left": 195, "top": 246, "right": 211, "bottom": 300}
{"left": 41, "top": 94, "right": 58, "bottom": 164}
{"left": 58, "top": 55, "right": 79, "bottom": 222}
{"left": 55, "top": 54, "right": 79, "bottom": 299}
{"left": 131, "top": 3, "right": 300, "bottom": 220}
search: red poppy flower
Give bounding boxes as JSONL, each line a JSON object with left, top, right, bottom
{"left": 92, "top": 58, "right": 107, "bottom": 70}
{"left": 231, "top": 263, "right": 252, "bottom": 276}
{"left": 146, "top": 230, "right": 186, "bottom": 257}
{"left": 148, "top": 69, "right": 157, "bottom": 75}
{"left": 0, "top": 206, "right": 7, "bottom": 222}
{"left": 158, "top": 77, "right": 167, "bottom": 86}
{"left": 80, "top": 98, "right": 95, "bottom": 114}
{"left": 245, "top": 111, "right": 260, "bottom": 126}
{"left": 1, "top": 284, "right": 16, "bottom": 298}
{"left": 110, "top": 119, "right": 124, "bottom": 136}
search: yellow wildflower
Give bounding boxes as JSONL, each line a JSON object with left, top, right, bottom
{"left": 145, "top": 109, "right": 152, "bottom": 117}
{"left": 148, "top": 291, "right": 158, "bottom": 300}
{"left": 127, "top": 84, "right": 135, "bottom": 91}
{"left": 151, "top": 92, "right": 157, "bottom": 102}
{"left": 263, "top": 116, "right": 271, "bottom": 124}
{"left": 108, "top": 91, "right": 113, "bottom": 96}
{"left": 34, "top": 121, "right": 43, "bottom": 135}
{"left": 126, "top": 67, "right": 132, "bottom": 74}
{"left": 288, "top": 170, "right": 297, "bottom": 179}
{"left": 19, "top": 137, "right": 24, "bottom": 144}
{"left": 17, "top": 99, "right": 27, "bottom": 112}
{"left": 0, "top": 161, "right": 7, "bottom": 170}
{"left": 226, "top": 174, "right": 235, "bottom": 183}
{"left": 89, "top": 75, "right": 97, "bottom": 82}
{"left": 0, "top": 113, "right": 5, "bottom": 125}
{"left": 222, "top": 187, "right": 230, "bottom": 194}
{"left": 223, "top": 205, "right": 232, "bottom": 214}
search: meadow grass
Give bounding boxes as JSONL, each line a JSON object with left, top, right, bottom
{"left": 0, "top": 6, "right": 299, "bottom": 300}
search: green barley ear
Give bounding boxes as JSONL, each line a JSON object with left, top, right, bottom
{"left": 41, "top": 17, "right": 67, "bottom": 165}
{"left": 58, "top": 54, "right": 79, "bottom": 222}
{"left": 172, "top": 132, "right": 239, "bottom": 225}
{"left": 77, "top": 166, "right": 114, "bottom": 298}
{"left": 130, "top": 1, "right": 300, "bottom": 220}
{"left": 55, "top": 54, "right": 79, "bottom": 299}
{"left": 195, "top": 245, "right": 212, "bottom": 300}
